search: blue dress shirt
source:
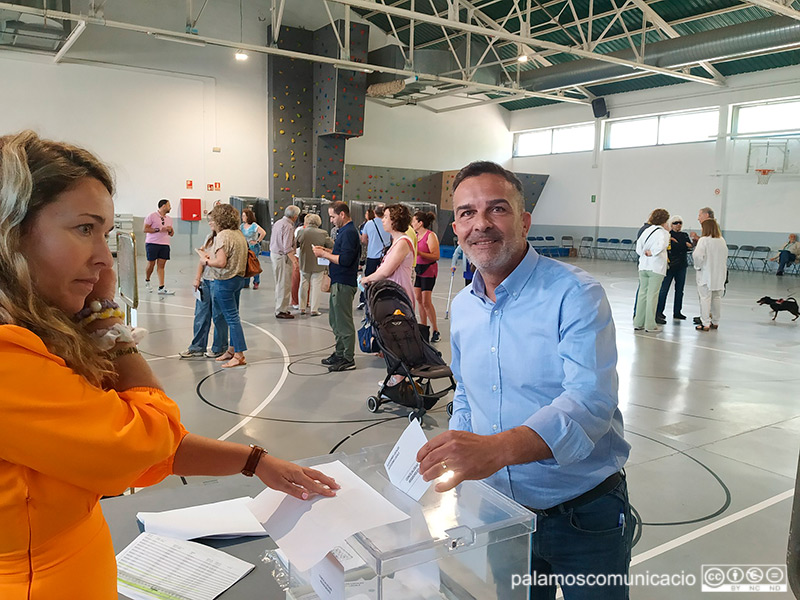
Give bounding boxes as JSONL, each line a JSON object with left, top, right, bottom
{"left": 449, "top": 246, "right": 630, "bottom": 509}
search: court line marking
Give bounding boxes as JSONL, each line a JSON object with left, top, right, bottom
{"left": 624, "top": 333, "right": 792, "bottom": 365}
{"left": 631, "top": 489, "right": 793, "bottom": 566}
{"left": 135, "top": 299, "right": 291, "bottom": 442}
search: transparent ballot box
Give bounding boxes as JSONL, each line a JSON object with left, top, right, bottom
{"left": 263, "top": 445, "right": 535, "bottom": 600}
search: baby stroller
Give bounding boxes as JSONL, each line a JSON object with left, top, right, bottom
{"left": 364, "top": 280, "right": 456, "bottom": 421}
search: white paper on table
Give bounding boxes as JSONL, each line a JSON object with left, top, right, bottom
{"left": 384, "top": 418, "right": 432, "bottom": 501}
{"left": 136, "top": 497, "right": 267, "bottom": 540}
{"left": 247, "top": 460, "right": 409, "bottom": 572}
{"left": 116, "top": 532, "right": 254, "bottom": 600}
{"left": 308, "top": 553, "right": 345, "bottom": 600}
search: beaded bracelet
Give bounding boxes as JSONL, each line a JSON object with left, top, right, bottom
{"left": 75, "top": 299, "right": 119, "bottom": 322}
{"left": 79, "top": 307, "right": 126, "bottom": 328}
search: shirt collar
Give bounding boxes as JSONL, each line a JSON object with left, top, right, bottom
{"left": 471, "top": 244, "right": 539, "bottom": 304}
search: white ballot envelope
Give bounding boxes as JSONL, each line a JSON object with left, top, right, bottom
{"left": 384, "top": 419, "right": 432, "bottom": 501}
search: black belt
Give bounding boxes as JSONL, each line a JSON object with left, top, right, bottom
{"left": 528, "top": 471, "right": 624, "bottom": 517}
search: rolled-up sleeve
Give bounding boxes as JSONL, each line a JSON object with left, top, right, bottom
{"left": 0, "top": 326, "right": 187, "bottom": 496}
{"left": 523, "top": 282, "right": 618, "bottom": 466}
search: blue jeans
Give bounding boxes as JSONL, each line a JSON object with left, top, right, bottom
{"left": 528, "top": 478, "right": 633, "bottom": 600}
{"left": 188, "top": 279, "right": 227, "bottom": 353}
{"left": 656, "top": 264, "right": 687, "bottom": 317}
{"left": 778, "top": 250, "right": 796, "bottom": 273}
{"left": 210, "top": 277, "right": 247, "bottom": 352}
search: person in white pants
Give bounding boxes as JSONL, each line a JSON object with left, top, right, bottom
{"left": 693, "top": 219, "right": 728, "bottom": 331}
{"left": 296, "top": 214, "right": 333, "bottom": 315}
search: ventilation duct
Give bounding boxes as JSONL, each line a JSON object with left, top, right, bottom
{"left": 518, "top": 15, "right": 800, "bottom": 92}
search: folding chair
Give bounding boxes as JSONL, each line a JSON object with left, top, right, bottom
{"left": 579, "top": 236, "right": 593, "bottom": 258}
{"left": 561, "top": 236, "right": 574, "bottom": 251}
{"left": 544, "top": 235, "right": 557, "bottom": 257}
{"left": 607, "top": 238, "right": 621, "bottom": 260}
{"left": 594, "top": 238, "right": 609, "bottom": 259}
{"left": 619, "top": 239, "right": 635, "bottom": 261}
{"left": 751, "top": 246, "right": 772, "bottom": 272}
{"left": 726, "top": 244, "right": 739, "bottom": 270}
{"left": 734, "top": 245, "right": 755, "bottom": 271}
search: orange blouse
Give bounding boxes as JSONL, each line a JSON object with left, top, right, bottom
{"left": 0, "top": 325, "right": 188, "bottom": 599}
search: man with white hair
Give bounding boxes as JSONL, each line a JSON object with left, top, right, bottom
{"left": 270, "top": 205, "right": 300, "bottom": 319}
{"left": 770, "top": 233, "right": 800, "bottom": 276}
{"left": 656, "top": 215, "right": 693, "bottom": 324}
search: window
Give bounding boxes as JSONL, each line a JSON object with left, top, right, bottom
{"left": 735, "top": 98, "right": 800, "bottom": 135}
{"left": 605, "top": 108, "right": 719, "bottom": 149}
{"left": 552, "top": 124, "right": 595, "bottom": 153}
{"left": 515, "top": 123, "right": 595, "bottom": 156}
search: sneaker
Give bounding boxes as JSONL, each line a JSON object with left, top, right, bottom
{"left": 673, "top": 313, "right": 687, "bottom": 320}
{"left": 204, "top": 350, "right": 225, "bottom": 358}
{"left": 634, "top": 326, "right": 645, "bottom": 331}
{"left": 179, "top": 349, "right": 205, "bottom": 359}
{"left": 645, "top": 327, "right": 662, "bottom": 333}
{"left": 431, "top": 330, "right": 441, "bottom": 343}
{"left": 655, "top": 316, "right": 667, "bottom": 325}
{"left": 357, "top": 302, "right": 365, "bottom": 310}
{"left": 777, "top": 271, "right": 784, "bottom": 276}
{"left": 310, "top": 311, "right": 321, "bottom": 316}
{"left": 321, "top": 352, "right": 340, "bottom": 366}
{"left": 253, "top": 283, "right": 259, "bottom": 289}
{"left": 328, "top": 358, "right": 356, "bottom": 372}
{"left": 145, "top": 281, "right": 152, "bottom": 292}
{"left": 276, "top": 312, "right": 295, "bottom": 319}
{"left": 291, "top": 304, "right": 300, "bottom": 310}
{"left": 158, "top": 287, "right": 175, "bottom": 295}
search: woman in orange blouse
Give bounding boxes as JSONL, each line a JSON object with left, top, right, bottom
{"left": 0, "top": 131, "right": 339, "bottom": 600}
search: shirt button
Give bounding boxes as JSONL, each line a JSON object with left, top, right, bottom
{"left": 491, "top": 347, "right": 496, "bottom": 353}
{"left": 494, "top": 310, "right": 499, "bottom": 315}
{"left": 492, "top": 385, "right": 497, "bottom": 391}
{"left": 492, "top": 424, "right": 498, "bottom": 431}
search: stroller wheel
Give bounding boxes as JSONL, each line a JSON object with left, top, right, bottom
{"left": 446, "top": 402, "right": 453, "bottom": 417}
{"left": 367, "top": 396, "right": 380, "bottom": 413}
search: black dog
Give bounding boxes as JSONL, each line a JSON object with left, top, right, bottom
{"left": 757, "top": 296, "right": 799, "bottom": 321}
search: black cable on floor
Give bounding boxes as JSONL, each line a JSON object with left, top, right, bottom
{"left": 328, "top": 415, "right": 407, "bottom": 454}
{"left": 627, "top": 430, "right": 732, "bottom": 527}
{"left": 196, "top": 371, "right": 402, "bottom": 424}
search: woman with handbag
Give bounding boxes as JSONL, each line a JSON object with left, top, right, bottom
{"left": 360, "top": 204, "right": 415, "bottom": 308}
{"left": 296, "top": 213, "right": 333, "bottom": 316}
{"left": 240, "top": 208, "right": 265, "bottom": 289}
{"left": 412, "top": 211, "right": 441, "bottom": 342}
{"left": 198, "top": 204, "right": 249, "bottom": 368}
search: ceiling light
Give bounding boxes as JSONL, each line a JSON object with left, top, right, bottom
{"left": 333, "top": 63, "right": 374, "bottom": 74}
{"left": 517, "top": 54, "right": 529, "bottom": 63}
{"left": 235, "top": 49, "right": 248, "bottom": 61}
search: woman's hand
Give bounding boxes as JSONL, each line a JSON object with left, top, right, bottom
{"left": 86, "top": 266, "right": 117, "bottom": 303}
{"left": 645, "top": 250, "right": 652, "bottom": 257}
{"left": 256, "top": 454, "right": 340, "bottom": 500}
{"left": 193, "top": 278, "right": 201, "bottom": 292}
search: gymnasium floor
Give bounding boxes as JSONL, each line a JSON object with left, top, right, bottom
{"left": 132, "top": 252, "right": 799, "bottom": 599}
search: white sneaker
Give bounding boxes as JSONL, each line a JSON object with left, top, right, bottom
{"left": 158, "top": 287, "right": 175, "bottom": 295}
{"left": 145, "top": 281, "right": 152, "bottom": 292}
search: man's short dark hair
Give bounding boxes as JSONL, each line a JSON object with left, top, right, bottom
{"left": 330, "top": 201, "right": 349, "bottom": 217}
{"left": 158, "top": 198, "right": 169, "bottom": 209}
{"left": 452, "top": 161, "right": 524, "bottom": 197}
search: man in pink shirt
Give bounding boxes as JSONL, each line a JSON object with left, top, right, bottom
{"left": 143, "top": 199, "right": 175, "bottom": 295}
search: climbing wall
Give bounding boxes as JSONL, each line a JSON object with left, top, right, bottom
{"left": 312, "top": 21, "right": 368, "bottom": 198}
{"left": 268, "top": 26, "right": 314, "bottom": 220}
{"left": 343, "top": 165, "right": 441, "bottom": 204}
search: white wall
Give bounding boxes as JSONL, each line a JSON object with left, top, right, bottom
{"left": 510, "top": 64, "right": 800, "bottom": 243}
{"left": 346, "top": 101, "right": 513, "bottom": 172}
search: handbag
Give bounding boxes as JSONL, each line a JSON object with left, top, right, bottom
{"left": 321, "top": 269, "right": 331, "bottom": 293}
{"left": 358, "top": 317, "right": 378, "bottom": 353}
{"left": 244, "top": 249, "right": 262, "bottom": 278}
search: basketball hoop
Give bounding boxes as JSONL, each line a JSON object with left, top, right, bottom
{"left": 755, "top": 168, "right": 774, "bottom": 185}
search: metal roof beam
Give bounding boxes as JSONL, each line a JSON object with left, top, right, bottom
{"left": 0, "top": 1, "right": 589, "bottom": 106}
{"left": 743, "top": 1, "right": 800, "bottom": 21}
{"left": 327, "top": 0, "right": 722, "bottom": 86}
{"left": 630, "top": 0, "right": 726, "bottom": 83}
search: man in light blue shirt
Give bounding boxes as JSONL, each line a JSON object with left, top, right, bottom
{"left": 359, "top": 206, "right": 389, "bottom": 308}
{"left": 418, "top": 161, "right": 632, "bottom": 599}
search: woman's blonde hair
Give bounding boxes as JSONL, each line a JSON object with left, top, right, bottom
{"left": 304, "top": 213, "right": 322, "bottom": 228}
{"left": 0, "top": 131, "right": 115, "bottom": 387}
{"left": 209, "top": 203, "right": 240, "bottom": 230}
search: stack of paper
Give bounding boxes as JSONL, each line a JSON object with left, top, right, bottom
{"left": 137, "top": 497, "right": 266, "bottom": 540}
{"left": 116, "top": 532, "right": 254, "bottom": 600}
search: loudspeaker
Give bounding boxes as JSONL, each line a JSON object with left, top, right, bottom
{"left": 592, "top": 97, "right": 609, "bottom": 119}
